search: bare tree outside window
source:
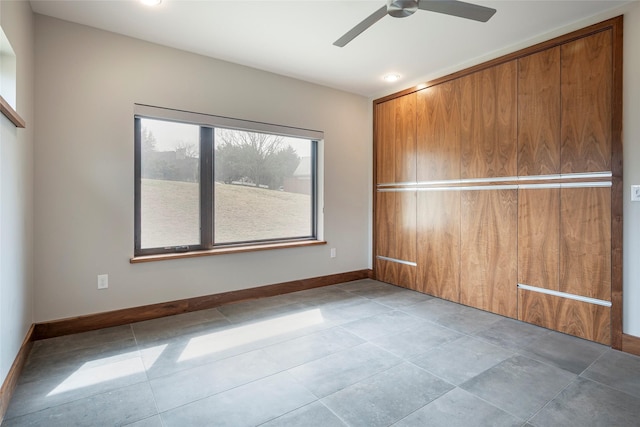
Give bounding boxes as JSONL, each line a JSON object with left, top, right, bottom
{"left": 214, "top": 129, "right": 312, "bottom": 243}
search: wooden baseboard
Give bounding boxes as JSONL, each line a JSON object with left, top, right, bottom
{"left": 0, "top": 324, "right": 34, "bottom": 424}
{"left": 33, "top": 269, "right": 373, "bottom": 340}
{"left": 622, "top": 333, "right": 640, "bottom": 357}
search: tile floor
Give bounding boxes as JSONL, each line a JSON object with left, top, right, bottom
{"left": 4, "top": 279, "right": 640, "bottom": 426}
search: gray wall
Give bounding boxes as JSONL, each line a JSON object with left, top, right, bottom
{"left": 623, "top": 3, "right": 640, "bottom": 337}
{"left": 0, "top": 0, "right": 34, "bottom": 387}
{"left": 33, "top": 15, "right": 371, "bottom": 322}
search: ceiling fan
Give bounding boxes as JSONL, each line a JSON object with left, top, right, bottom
{"left": 334, "top": 0, "right": 497, "bottom": 47}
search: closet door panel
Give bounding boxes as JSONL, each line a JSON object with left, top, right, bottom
{"left": 518, "top": 188, "right": 560, "bottom": 290}
{"left": 375, "top": 93, "right": 417, "bottom": 184}
{"left": 417, "top": 80, "right": 460, "bottom": 182}
{"left": 518, "top": 289, "right": 611, "bottom": 345}
{"left": 518, "top": 47, "right": 561, "bottom": 176}
{"left": 375, "top": 100, "right": 395, "bottom": 184}
{"left": 376, "top": 190, "right": 416, "bottom": 289}
{"left": 375, "top": 92, "right": 417, "bottom": 289}
{"left": 394, "top": 93, "right": 417, "bottom": 183}
{"left": 460, "top": 189, "right": 517, "bottom": 318}
{"left": 375, "top": 258, "right": 417, "bottom": 291}
{"left": 375, "top": 257, "right": 398, "bottom": 287}
{"left": 561, "top": 30, "right": 612, "bottom": 173}
{"left": 397, "top": 190, "right": 417, "bottom": 264}
{"left": 461, "top": 62, "right": 517, "bottom": 179}
{"left": 495, "top": 61, "right": 518, "bottom": 178}
{"left": 375, "top": 191, "right": 396, "bottom": 259}
{"left": 460, "top": 70, "right": 488, "bottom": 178}
{"left": 560, "top": 187, "right": 611, "bottom": 301}
{"left": 417, "top": 191, "right": 460, "bottom": 301}
{"left": 391, "top": 189, "right": 417, "bottom": 291}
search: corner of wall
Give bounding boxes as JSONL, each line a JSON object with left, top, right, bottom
{"left": 0, "top": 0, "right": 36, "bottom": 388}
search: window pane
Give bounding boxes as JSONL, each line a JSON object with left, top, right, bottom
{"left": 140, "top": 118, "right": 200, "bottom": 249}
{"left": 214, "top": 129, "right": 313, "bottom": 243}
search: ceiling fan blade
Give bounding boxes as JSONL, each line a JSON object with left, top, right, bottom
{"left": 333, "top": 5, "right": 388, "bottom": 47}
{"left": 418, "top": 0, "right": 496, "bottom": 22}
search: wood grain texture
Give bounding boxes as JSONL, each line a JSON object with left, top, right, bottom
{"left": 518, "top": 188, "right": 560, "bottom": 290}
{"left": 374, "top": 95, "right": 417, "bottom": 286}
{"left": 561, "top": 30, "right": 612, "bottom": 173}
{"left": 377, "top": 190, "right": 418, "bottom": 289}
{"left": 375, "top": 191, "right": 396, "bottom": 259}
{"left": 417, "top": 191, "right": 460, "bottom": 301}
{"left": 373, "top": 16, "right": 623, "bottom": 350}
{"left": 560, "top": 187, "right": 611, "bottom": 300}
{"left": 518, "top": 288, "right": 610, "bottom": 345}
{"left": 375, "top": 100, "right": 396, "bottom": 184}
{"left": 375, "top": 94, "right": 417, "bottom": 184}
{"left": 375, "top": 256, "right": 398, "bottom": 288}
{"left": 611, "top": 176, "right": 623, "bottom": 349}
{"left": 461, "top": 62, "right": 517, "bottom": 178}
{"left": 518, "top": 47, "right": 561, "bottom": 176}
{"left": 376, "top": 258, "right": 417, "bottom": 291}
{"left": 32, "top": 270, "right": 372, "bottom": 340}
{"left": 395, "top": 93, "right": 417, "bottom": 183}
{"left": 397, "top": 190, "right": 417, "bottom": 265}
{"left": 374, "top": 182, "right": 416, "bottom": 288}
{"left": 610, "top": 17, "right": 624, "bottom": 350}
{"left": 417, "top": 80, "right": 461, "bottom": 181}
{"left": 622, "top": 334, "right": 640, "bottom": 357}
{"left": 460, "top": 190, "right": 518, "bottom": 318}
{"left": 0, "top": 325, "right": 33, "bottom": 424}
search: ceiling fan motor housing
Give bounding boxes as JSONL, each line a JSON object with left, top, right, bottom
{"left": 387, "top": 0, "right": 419, "bottom": 18}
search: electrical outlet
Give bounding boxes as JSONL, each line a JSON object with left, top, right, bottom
{"left": 632, "top": 185, "right": 640, "bottom": 202}
{"left": 97, "top": 274, "right": 108, "bottom": 290}
{"left": 330, "top": 248, "right": 336, "bottom": 258}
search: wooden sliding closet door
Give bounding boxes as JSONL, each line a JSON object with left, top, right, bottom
{"left": 374, "top": 18, "right": 621, "bottom": 346}
{"left": 561, "top": 30, "right": 612, "bottom": 174}
{"left": 519, "top": 187, "right": 613, "bottom": 344}
{"left": 518, "top": 47, "right": 561, "bottom": 176}
{"left": 460, "top": 62, "right": 517, "bottom": 179}
{"left": 517, "top": 30, "right": 614, "bottom": 345}
{"left": 518, "top": 188, "right": 560, "bottom": 290}
{"left": 458, "top": 62, "right": 518, "bottom": 317}
{"left": 461, "top": 189, "right": 518, "bottom": 318}
{"left": 415, "top": 81, "right": 461, "bottom": 301}
{"left": 375, "top": 94, "right": 417, "bottom": 289}
{"left": 517, "top": 47, "right": 562, "bottom": 299}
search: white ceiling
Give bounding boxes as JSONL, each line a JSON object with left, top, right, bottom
{"left": 30, "top": 0, "right": 638, "bottom": 99}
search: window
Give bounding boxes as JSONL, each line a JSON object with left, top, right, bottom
{"left": 0, "top": 26, "right": 16, "bottom": 109}
{"left": 134, "top": 105, "right": 321, "bottom": 257}
{"left": 1, "top": 25, "right": 25, "bottom": 128}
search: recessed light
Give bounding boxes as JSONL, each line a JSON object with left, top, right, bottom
{"left": 383, "top": 73, "right": 401, "bottom": 83}
{"left": 140, "top": 0, "right": 162, "bottom": 6}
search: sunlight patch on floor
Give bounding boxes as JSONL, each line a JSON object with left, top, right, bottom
{"left": 178, "top": 308, "right": 324, "bottom": 362}
{"left": 47, "top": 345, "right": 167, "bottom": 396}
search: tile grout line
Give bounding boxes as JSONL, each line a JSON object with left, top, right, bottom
{"left": 577, "top": 350, "right": 640, "bottom": 400}
{"left": 524, "top": 376, "right": 579, "bottom": 425}
{"left": 129, "top": 323, "right": 164, "bottom": 423}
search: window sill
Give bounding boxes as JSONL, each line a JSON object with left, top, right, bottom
{"left": 130, "top": 239, "right": 327, "bottom": 263}
{"left": 0, "top": 95, "right": 26, "bottom": 128}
